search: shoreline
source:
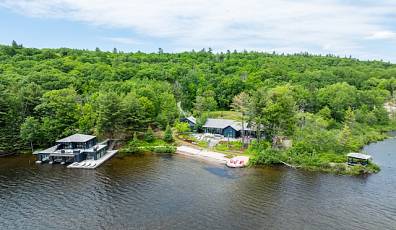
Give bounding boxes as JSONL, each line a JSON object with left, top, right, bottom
{"left": 176, "top": 145, "right": 228, "bottom": 164}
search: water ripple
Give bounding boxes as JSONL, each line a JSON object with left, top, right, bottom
{"left": 1, "top": 148, "right": 396, "bottom": 230}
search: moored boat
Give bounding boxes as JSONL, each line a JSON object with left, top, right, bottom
{"left": 226, "top": 156, "right": 249, "bottom": 168}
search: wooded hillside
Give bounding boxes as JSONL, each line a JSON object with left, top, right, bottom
{"left": 0, "top": 42, "right": 395, "bottom": 153}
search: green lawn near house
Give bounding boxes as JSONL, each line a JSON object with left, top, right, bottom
{"left": 206, "top": 111, "right": 242, "bottom": 121}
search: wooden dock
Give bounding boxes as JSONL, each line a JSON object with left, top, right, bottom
{"left": 67, "top": 150, "right": 117, "bottom": 169}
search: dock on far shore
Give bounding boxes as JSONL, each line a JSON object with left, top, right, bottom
{"left": 67, "top": 150, "right": 118, "bottom": 169}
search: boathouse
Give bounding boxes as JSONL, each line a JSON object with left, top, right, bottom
{"left": 34, "top": 134, "right": 108, "bottom": 164}
{"left": 347, "top": 153, "right": 372, "bottom": 166}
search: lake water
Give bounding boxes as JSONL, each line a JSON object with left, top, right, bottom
{"left": 1, "top": 138, "right": 396, "bottom": 230}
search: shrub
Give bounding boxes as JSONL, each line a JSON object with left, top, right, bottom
{"left": 163, "top": 124, "right": 173, "bottom": 142}
{"left": 133, "top": 132, "right": 139, "bottom": 142}
{"left": 174, "top": 121, "right": 190, "bottom": 134}
{"left": 144, "top": 126, "right": 154, "bottom": 142}
{"left": 119, "top": 146, "right": 140, "bottom": 154}
{"left": 250, "top": 149, "right": 285, "bottom": 165}
{"left": 248, "top": 140, "right": 271, "bottom": 152}
{"left": 153, "top": 146, "right": 176, "bottom": 153}
{"left": 197, "top": 141, "right": 208, "bottom": 148}
{"left": 214, "top": 141, "right": 243, "bottom": 152}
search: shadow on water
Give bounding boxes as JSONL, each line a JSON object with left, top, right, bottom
{"left": 202, "top": 166, "right": 239, "bottom": 179}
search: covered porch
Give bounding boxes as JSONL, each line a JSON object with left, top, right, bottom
{"left": 49, "top": 152, "right": 85, "bottom": 164}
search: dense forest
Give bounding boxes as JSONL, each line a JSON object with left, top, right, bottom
{"left": 1, "top": 41, "right": 395, "bottom": 172}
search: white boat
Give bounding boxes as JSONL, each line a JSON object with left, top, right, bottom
{"left": 226, "top": 156, "right": 249, "bottom": 168}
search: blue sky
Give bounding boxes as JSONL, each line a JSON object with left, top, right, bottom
{"left": 0, "top": 0, "right": 395, "bottom": 62}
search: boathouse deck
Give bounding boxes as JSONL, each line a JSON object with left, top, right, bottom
{"left": 67, "top": 150, "right": 118, "bottom": 169}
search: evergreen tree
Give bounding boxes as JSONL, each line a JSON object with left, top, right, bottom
{"left": 163, "top": 124, "right": 173, "bottom": 142}
{"left": 144, "top": 126, "right": 154, "bottom": 142}
{"left": 133, "top": 132, "right": 139, "bottom": 142}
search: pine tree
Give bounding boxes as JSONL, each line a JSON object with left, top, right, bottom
{"left": 133, "top": 132, "right": 139, "bottom": 142}
{"left": 338, "top": 124, "right": 353, "bottom": 151}
{"left": 344, "top": 107, "right": 356, "bottom": 128}
{"left": 144, "top": 126, "right": 154, "bottom": 142}
{"left": 163, "top": 124, "right": 173, "bottom": 142}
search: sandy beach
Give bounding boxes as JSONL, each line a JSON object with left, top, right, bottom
{"left": 176, "top": 145, "right": 229, "bottom": 164}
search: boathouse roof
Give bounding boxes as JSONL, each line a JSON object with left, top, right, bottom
{"left": 56, "top": 134, "right": 96, "bottom": 143}
{"left": 347, "top": 153, "right": 372, "bottom": 160}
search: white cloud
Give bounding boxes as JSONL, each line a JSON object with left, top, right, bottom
{"left": 366, "top": 30, "right": 396, "bottom": 40}
{"left": 1, "top": 0, "right": 395, "bottom": 59}
{"left": 104, "top": 37, "right": 142, "bottom": 45}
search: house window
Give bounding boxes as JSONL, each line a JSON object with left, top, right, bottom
{"left": 65, "top": 142, "right": 73, "bottom": 149}
{"left": 76, "top": 143, "right": 85, "bottom": 149}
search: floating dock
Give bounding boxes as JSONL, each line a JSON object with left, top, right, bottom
{"left": 67, "top": 150, "right": 118, "bottom": 169}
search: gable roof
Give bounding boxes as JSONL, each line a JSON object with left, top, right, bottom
{"left": 56, "top": 134, "right": 96, "bottom": 143}
{"left": 202, "top": 118, "right": 258, "bottom": 131}
{"left": 203, "top": 118, "right": 241, "bottom": 130}
{"left": 186, "top": 116, "right": 196, "bottom": 124}
{"left": 181, "top": 116, "right": 196, "bottom": 124}
{"left": 347, "top": 153, "right": 372, "bottom": 160}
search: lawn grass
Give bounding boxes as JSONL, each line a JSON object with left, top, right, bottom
{"left": 207, "top": 111, "right": 242, "bottom": 121}
{"left": 119, "top": 137, "right": 176, "bottom": 155}
{"left": 214, "top": 141, "right": 243, "bottom": 152}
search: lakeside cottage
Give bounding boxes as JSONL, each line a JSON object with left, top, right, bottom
{"left": 180, "top": 116, "right": 260, "bottom": 138}
{"left": 203, "top": 118, "right": 257, "bottom": 138}
{"left": 34, "top": 134, "right": 108, "bottom": 164}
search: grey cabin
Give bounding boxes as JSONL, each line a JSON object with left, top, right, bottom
{"left": 202, "top": 118, "right": 256, "bottom": 138}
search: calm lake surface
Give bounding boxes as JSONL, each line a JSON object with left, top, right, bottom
{"left": 1, "top": 138, "right": 396, "bottom": 230}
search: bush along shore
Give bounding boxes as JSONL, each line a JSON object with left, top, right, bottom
{"left": 173, "top": 110, "right": 393, "bottom": 175}
{"left": 118, "top": 129, "right": 176, "bottom": 156}
{"left": 247, "top": 118, "right": 395, "bottom": 175}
